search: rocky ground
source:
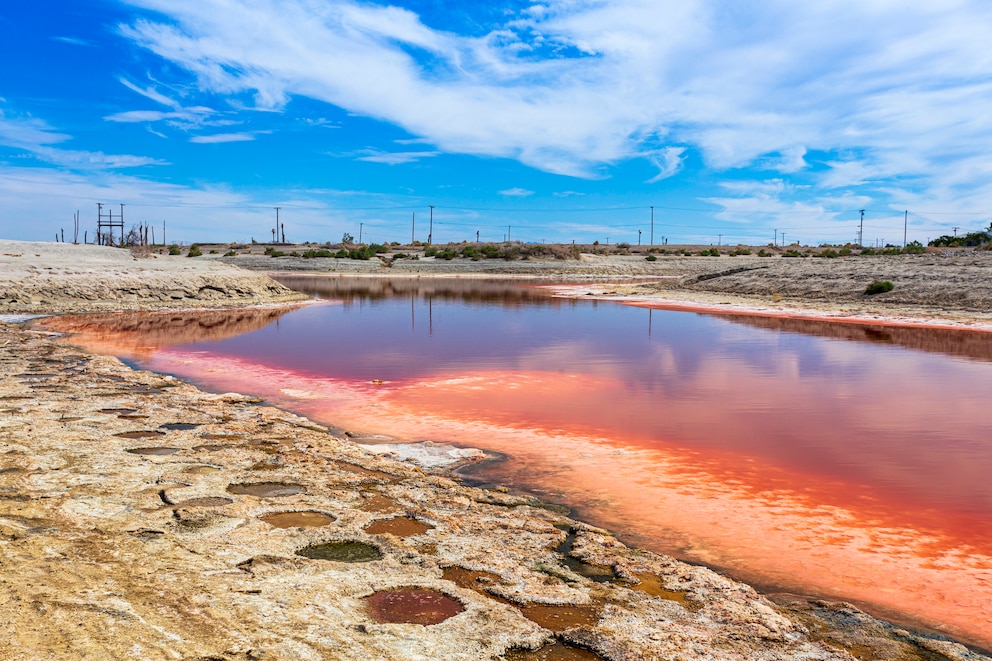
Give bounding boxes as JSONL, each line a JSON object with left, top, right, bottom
{"left": 1, "top": 240, "right": 990, "bottom": 660}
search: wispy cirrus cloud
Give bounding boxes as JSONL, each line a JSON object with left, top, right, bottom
{"left": 498, "top": 187, "right": 534, "bottom": 197}
{"left": 0, "top": 106, "right": 165, "bottom": 170}
{"left": 356, "top": 149, "right": 440, "bottom": 164}
{"left": 189, "top": 132, "right": 259, "bottom": 144}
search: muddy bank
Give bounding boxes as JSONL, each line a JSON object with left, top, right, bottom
{"left": 0, "top": 241, "right": 307, "bottom": 315}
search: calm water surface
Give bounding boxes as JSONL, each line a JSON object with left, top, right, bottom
{"left": 45, "top": 276, "right": 992, "bottom": 649}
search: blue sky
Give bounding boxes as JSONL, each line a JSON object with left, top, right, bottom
{"left": 2, "top": 1, "right": 992, "bottom": 246}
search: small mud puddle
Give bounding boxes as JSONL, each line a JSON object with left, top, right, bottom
{"left": 363, "top": 516, "right": 432, "bottom": 538}
{"left": 517, "top": 604, "right": 601, "bottom": 631}
{"left": 359, "top": 492, "right": 400, "bottom": 513}
{"left": 260, "top": 511, "right": 335, "bottom": 528}
{"left": 442, "top": 566, "right": 506, "bottom": 590}
{"left": 226, "top": 482, "right": 305, "bottom": 497}
{"left": 118, "top": 414, "right": 149, "bottom": 420}
{"left": 174, "top": 496, "right": 233, "bottom": 508}
{"left": 100, "top": 408, "right": 137, "bottom": 414}
{"left": 160, "top": 423, "right": 200, "bottom": 431}
{"left": 127, "top": 446, "right": 181, "bottom": 456}
{"left": 200, "top": 433, "right": 243, "bottom": 441}
{"left": 366, "top": 588, "right": 463, "bottom": 625}
{"left": 296, "top": 541, "right": 382, "bottom": 562}
{"left": 628, "top": 572, "right": 699, "bottom": 610}
{"left": 116, "top": 430, "right": 166, "bottom": 439}
{"left": 505, "top": 642, "right": 605, "bottom": 661}
{"left": 184, "top": 465, "right": 223, "bottom": 475}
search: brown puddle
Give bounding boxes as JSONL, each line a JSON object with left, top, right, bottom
{"left": 99, "top": 407, "right": 137, "bottom": 414}
{"left": 363, "top": 516, "right": 432, "bottom": 538}
{"left": 116, "top": 430, "right": 166, "bottom": 439}
{"left": 628, "top": 573, "right": 700, "bottom": 610}
{"left": 183, "top": 465, "right": 223, "bottom": 474}
{"left": 296, "top": 541, "right": 382, "bottom": 562}
{"left": 127, "top": 447, "right": 181, "bottom": 456}
{"left": 260, "top": 511, "right": 335, "bottom": 528}
{"left": 366, "top": 588, "right": 463, "bottom": 625}
{"left": 359, "top": 492, "right": 400, "bottom": 513}
{"left": 160, "top": 422, "right": 200, "bottom": 431}
{"left": 517, "top": 604, "right": 601, "bottom": 632}
{"left": 118, "top": 414, "right": 149, "bottom": 420}
{"left": 174, "top": 497, "right": 233, "bottom": 508}
{"left": 442, "top": 566, "right": 507, "bottom": 590}
{"left": 441, "top": 566, "right": 599, "bottom": 631}
{"left": 504, "top": 642, "right": 605, "bottom": 661}
{"left": 226, "top": 482, "right": 305, "bottom": 497}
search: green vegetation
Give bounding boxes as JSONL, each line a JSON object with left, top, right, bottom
{"left": 301, "top": 249, "right": 334, "bottom": 258}
{"left": 186, "top": 244, "right": 202, "bottom": 257}
{"left": 223, "top": 250, "right": 237, "bottom": 257}
{"left": 168, "top": 244, "right": 181, "bottom": 255}
{"left": 864, "top": 280, "right": 894, "bottom": 295}
{"left": 645, "top": 254, "right": 657, "bottom": 261}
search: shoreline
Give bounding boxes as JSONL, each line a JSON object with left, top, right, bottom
{"left": 2, "top": 241, "right": 991, "bottom": 659}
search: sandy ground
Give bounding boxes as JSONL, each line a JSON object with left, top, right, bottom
{"left": 1, "top": 240, "right": 989, "bottom": 660}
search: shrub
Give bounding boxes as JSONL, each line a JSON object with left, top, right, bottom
{"left": 168, "top": 244, "right": 181, "bottom": 256}
{"left": 782, "top": 250, "right": 802, "bottom": 258}
{"left": 302, "top": 249, "right": 334, "bottom": 258}
{"left": 645, "top": 254, "right": 657, "bottom": 261}
{"left": 223, "top": 250, "right": 237, "bottom": 257}
{"left": 864, "top": 280, "right": 894, "bottom": 295}
{"left": 186, "top": 244, "right": 202, "bottom": 257}
{"left": 757, "top": 249, "right": 770, "bottom": 257}
{"left": 903, "top": 240, "right": 925, "bottom": 254}
{"left": 424, "top": 246, "right": 439, "bottom": 257}
{"left": 437, "top": 248, "right": 458, "bottom": 260}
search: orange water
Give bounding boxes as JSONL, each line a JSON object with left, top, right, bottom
{"left": 41, "top": 277, "right": 992, "bottom": 649}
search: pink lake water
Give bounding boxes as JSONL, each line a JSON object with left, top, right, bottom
{"left": 43, "top": 276, "right": 992, "bottom": 651}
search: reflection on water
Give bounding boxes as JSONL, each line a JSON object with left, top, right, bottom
{"left": 41, "top": 276, "right": 992, "bottom": 651}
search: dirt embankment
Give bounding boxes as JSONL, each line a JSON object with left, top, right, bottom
{"left": 0, "top": 241, "right": 308, "bottom": 315}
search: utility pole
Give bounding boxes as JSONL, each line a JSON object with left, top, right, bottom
{"left": 96, "top": 203, "right": 103, "bottom": 245}
{"left": 953, "top": 226, "right": 959, "bottom": 236}
{"left": 859, "top": 209, "right": 865, "bottom": 247}
{"left": 638, "top": 229, "right": 642, "bottom": 245}
{"left": 359, "top": 222, "right": 363, "bottom": 244}
{"left": 281, "top": 223, "right": 285, "bottom": 243}
{"left": 411, "top": 212, "right": 415, "bottom": 244}
{"left": 774, "top": 229, "right": 777, "bottom": 246}
{"left": 120, "top": 204, "right": 125, "bottom": 246}
{"left": 476, "top": 230, "right": 480, "bottom": 242}
{"left": 507, "top": 225, "right": 511, "bottom": 242}
{"left": 718, "top": 234, "right": 722, "bottom": 246}
{"left": 274, "top": 207, "right": 281, "bottom": 243}
{"left": 904, "top": 210, "right": 908, "bottom": 247}
{"left": 782, "top": 232, "right": 786, "bottom": 246}
{"left": 428, "top": 205, "right": 434, "bottom": 245}
{"left": 650, "top": 206, "right": 654, "bottom": 245}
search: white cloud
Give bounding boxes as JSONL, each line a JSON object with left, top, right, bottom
{"left": 189, "top": 132, "right": 257, "bottom": 143}
{"left": 51, "top": 36, "right": 94, "bottom": 47}
{"left": 645, "top": 147, "right": 685, "bottom": 183}
{"left": 356, "top": 149, "right": 439, "bottom": 164}
{"left": 0, "top": 107, "right": 165, "bottom": 170}
{"left": 499, "top": 187, "right": 534, "bottom": 197}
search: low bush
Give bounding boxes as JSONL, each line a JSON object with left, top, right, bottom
{"left": 186, "top": 244, "right": 202, "bottom": 257}
{"left": 645, "top": 254, "right": 657, "bottom": 261}
{"left": 864, "top": 280, "right": 894, "bottom": 295}
{"left": 168, "top": 244, "right": 181, "bottom": 256}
